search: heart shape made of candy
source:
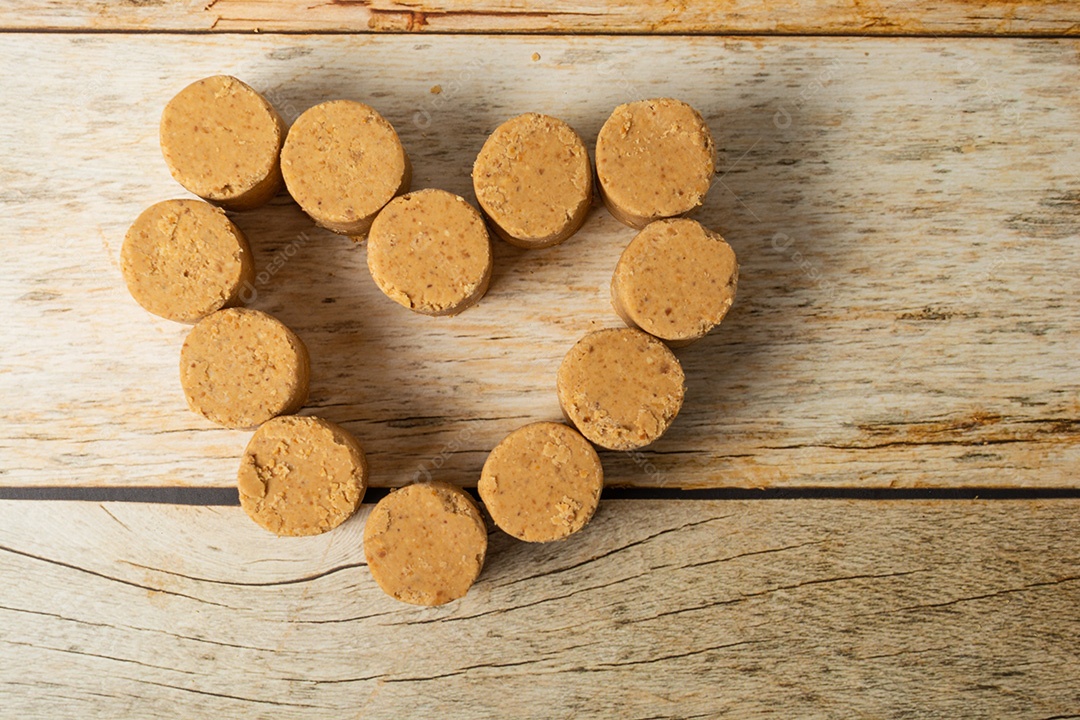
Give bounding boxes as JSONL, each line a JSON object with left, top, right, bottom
{"left": 122, "top": 76, "right": 739, "bottom": 606}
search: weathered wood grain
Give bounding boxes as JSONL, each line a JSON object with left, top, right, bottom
{"left": 1, "top": 35, "right": 1078, "bottom": 488}
{"left": 3, "top": 0, "right": 1080, "bottom": 36}
{"left": 0, "top": 499, "right": 1077, "bottom": 717}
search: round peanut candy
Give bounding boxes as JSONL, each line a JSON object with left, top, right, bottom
{"left": 281, "top": 100, "right": 411, "bottom": 236}
{"left": 160, "top": 75, "right": 286, "bottom": 211}
{"left": 367, "top": 189, "right": 493, "bottom": 316}
{"left": 478, "top": 422, "right": 603, "bottom": 543}
{"left": 472, "top": 113, "right": 593, "bottom": 248}
{"left": 180, "top": 308, "right": 310, "bottom": 429}
{"left": 557, "top": 328, "right": 685, "bottom": 451}
{"left": 611, "top": 218, "right": 738, "bottom": 345}
{"left": 595, "top": 98, "right": 716, "bottom": 229}
{"left": 238, "top": 416, "right": 367, "bottom": 537}
{"left": 121, "top": 199, "right": 254, "bottom": 323}
{"left": 364, "top": 482, "right": 488, "bottom": 606}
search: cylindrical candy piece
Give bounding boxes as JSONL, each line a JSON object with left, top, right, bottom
{"left": 478, "top": 422, "right": 603, "bottom": 542}
{"left": 160, "top": 75, "right": 286, "bottom": 211}
{"left": 281, "top": 100, "right": 411, "bottom": 236}
{"left": 121, "top": 199, "right": 254, "bottom": 323}
{"left": 364, "top": 481, "right": 488, "bottom": 606}
{"left": 557, "top": 328, "right": 685, "bottom": 451}
{"left": 472, "top": 113, "right": 593, "bottom": 248}
{"left": 180, "top": 308, "right": 310, "bottom": 428}
{"left": 238, "top": 416, "right": 367, "bottom": 536}
{"left": 367, "top": 189, "right": 493, "bottom": 316}
{"left": 595, "top": 98, "right": 716, "bottom": 228}
{"left": 611, "top": 218, "right": 738, "bottom": 346}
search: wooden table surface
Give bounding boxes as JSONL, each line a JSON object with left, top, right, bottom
{"left": 1, "top": 3, "right": 1078, "bottom": 718}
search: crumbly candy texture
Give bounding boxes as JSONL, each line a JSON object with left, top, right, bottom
{"left": 180, "top": 308, "right": 310, "bottom": 429}
{"left": 367, "top": 189, "right": 493, "bottom": 316}
{"left": 280, "top": 100, "right": 411, "bottom": 235}
{"left": 238, "top": 415, "right": 367, "bottom": 537}
{"left": 611, "top": 218, "right": 738, "bottom": 344}
{"left": 160, "top": 75, "right": 286, "bottom": 211}
{"left": 472, "top": 113, "right": 593, "bottom": 248}
{"left": 595, "top": 98, "right": 716, "bottom": 228}
{"left": 478, "top": 422, "right": 603, "bottom": 543}
{"left": 363, "top": 481, "right": 488, "bottom": 606}
{"left": 557, "top": 328, "right": 686, "bottom": 451}
{"left": 121, "top": 199, "right": 254, "bottom": 323}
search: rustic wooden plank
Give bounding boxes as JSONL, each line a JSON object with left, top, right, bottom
{"left": 1, "top": 35, "right": 1078, "bottom": 488}
{"left": 3, "top": 0, "right": 1080, "bottom": 35}
{"left": 0, "top": 499, "right": 1077, "bottom": 717}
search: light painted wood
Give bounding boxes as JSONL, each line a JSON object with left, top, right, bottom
{"left": 4, "top": 0, "right": 1080, "bottom": 35}
{"left": 0, "top": 499, "right": 1077, "bottom": 717}
{"left": 1, "top": 35, "right": 1078, "bottom": 488}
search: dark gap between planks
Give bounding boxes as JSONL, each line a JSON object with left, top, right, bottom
{"left": 0, "top": 486, "right": 1078, "bottom": 505}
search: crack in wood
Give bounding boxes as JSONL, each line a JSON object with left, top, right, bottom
{"left": 0, "top": 604, "right": 119, "bottom": 631}
{"left": 591, "top": 639, "right": 764, "bottom": 669}
{"left": 858, "top": 645, "right": 951, "bottom": 661}
{"left": 387, "top": 518, "right": 748, "bottom": 628}
{"left": 3, "top": 639, "right": 200, "bottom": 677}
{"left": 293, "top": 608, "right": 399, "bottom": 624}
{"left": 130, "top": 677, "right": 325, "bottom": 709}
{"left": 119, "top": 560, "right": 367, "bottom": 588}
{"left": 380, "top": 649, "right": 588, "bottom": 684}
{"left": 486, "top": 516, "right": 732, "bottom": 594}
{"left": 887, "top": 576, "right": 1080, "bottom": 614}
{"left": 737, "top": 569, "right": 928, "bottom": 601}
{"left": 0, "top": 543, "right": 232, "bottom": 609}
{"left": 763, "top": 436, "right": 1070, "bottom": 451}
{"left": 99, "top": 503, "right": 132, "bottom": 533}
{"left": 0, "top": 603, "right": 282, "bottom": 652}
{"left": 273, "top": 649, "right": 594, "bottom": 687}
{"left": 678, "top": 539, "right": 830, "bottom": 571}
